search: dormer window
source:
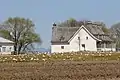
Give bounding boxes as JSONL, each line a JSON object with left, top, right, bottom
{"left": 53, "top": 23, "right": 57, "bottom": 26}
{"left": 86, "top": 37, "right": 88, "bottom": 40}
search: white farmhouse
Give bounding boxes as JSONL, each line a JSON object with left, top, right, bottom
{"left": 51, "top": 22, "right": 116, "bottom": 53}
{"left": 0, "top": 37, "right": 14, "bottom": 54}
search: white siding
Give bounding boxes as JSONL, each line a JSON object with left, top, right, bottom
{"left": 1, "top": 45, "right": 14, "bottom": 52}
{"left": 0, "top": 52, "right": 11, "bottom": 55}
{"left": 51, "top": 26, "right": 115, "bottom": 53}
{"left": 98, "top": 48, "right": 116, "bottom": 51}
{"left": 0, "top": 37, "right": 14, "bottom": 54}
{"left": 51, "top": 44, "right": 70, "bottom": 53}
{"left": 0, "top": 43, "right": 14, "bottom": 54}
{"left": 70, "top": 28, "right": 97, "bottom": 51}
{"left": 51, "top": 26, "right": 97, "bottom": 53}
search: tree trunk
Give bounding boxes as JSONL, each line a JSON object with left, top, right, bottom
{"left": 14, "top": 44, "right": 17, "bottom": 55}
{"left": 18, "top": 42, "right": 23, "bottom": 54}
{"left": 14, "top": 19, "right": 18, "bottom": 55}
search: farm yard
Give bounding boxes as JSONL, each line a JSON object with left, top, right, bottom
{"left": 1, "top": 0, "right": 120, "bottom": 80}
{"left": 0, "top": 52, "right": 120, "bottom": 80}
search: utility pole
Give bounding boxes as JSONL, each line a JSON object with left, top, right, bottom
{"left": 78, "top": 37, "right": 80, "bottom": 51}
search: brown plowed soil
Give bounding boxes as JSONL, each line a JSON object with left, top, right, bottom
{"left": 0, "top": 61, "right": 120, "bottom": 80}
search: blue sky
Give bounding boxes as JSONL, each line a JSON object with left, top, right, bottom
{"left": 0, "top": 0, "right": 120, "bottom": 49}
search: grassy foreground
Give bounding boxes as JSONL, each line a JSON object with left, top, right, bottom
{"left": 0, "top": 52, "right": 120, "bottom": 62}
{"left": 0, "top": 52, "right": 120, "bottom": 80}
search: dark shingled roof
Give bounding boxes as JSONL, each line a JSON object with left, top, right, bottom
{"left": 94, "top": 35, "right": 113, "bottom": 42}
{"left": 85, "top": 23, "right": 105, "bottom": 34}
{"left": 51, "top": 23, "right": 113, "bottom": 43}
{"left": 85, "top": 23, "right": 113, "bottom": 42}
{"left": 51, "top": 27, "right": 79, "bottom": 43}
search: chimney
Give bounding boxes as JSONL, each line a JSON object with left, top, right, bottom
{"left": 87, "top": 21, "right": 92, "bottom": 24}
{"left": 53, "top": 23, "right": 57, "bottom": 27}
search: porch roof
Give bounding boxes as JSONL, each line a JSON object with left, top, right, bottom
{"left": 0, "top": 37, "right": 14, "bottom": 43}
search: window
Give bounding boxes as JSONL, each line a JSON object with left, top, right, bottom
{"left": 78, "top": 37, "right": 80, "bottom": 40}
{"left": 82, "top": 44, "right": 85, "bottom": 47}
{"left": 86, "top": 37, "right": 88, "bottom": 40}
{"left": 82, "top": 44, "right": 85, "bottom": 51}
{"left": 61, "top": 46, "right": 64, "bottom": 49}
{"left": 0, "top": 48, "right": 1, "bottom": 52}
{"left": 2, "top": 47, "right": 6, "bottom": 52}
{"left": 0, "top": 46, "right": 2, "bottom": 52}
{"left": 9, "top": 47, "right": 12, "bottom": 51}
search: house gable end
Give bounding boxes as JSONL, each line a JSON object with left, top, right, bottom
{"left": 68, "top": 25, "right": 102, "bottom": 42}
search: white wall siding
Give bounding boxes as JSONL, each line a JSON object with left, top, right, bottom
{"left": 97, "top": 48, "right": 116, "bottom": 51}
{"left": 70, "top": 28, "right": 97, "bottom": 51}
{"left": 51, "top": 44, "right": 70, "bottom": 53}
{"left": 51, "top": 27, "right": 97, "bottom": 53}
{"left": 51, "top": 26, "right": 115, "bottom": 53}
{"left": 0, "top": 52, "right": 11, "bottom": 55}
{"left": 1, "top": 45, "right": 14, "bottom": 52}
{"left": 0, "top": 43, "right": 14, "bottom": 54}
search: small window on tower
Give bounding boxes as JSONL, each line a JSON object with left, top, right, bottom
{"left": 86, "top": 37, "right": 88, "bottom": 40}
{"left": 78, "top": 37, "right": 80, "bottom": 40}
{"left": 61, "top": 46, "right": 64, "bottom": 49}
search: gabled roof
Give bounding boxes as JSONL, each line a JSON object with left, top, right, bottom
{"left": 51, "top": 27, "right": 79, "bottom": 43}
{"left": 84, "top": 23, "right": 113, "bottom": 42}
{"left": 68, "top": 25, "right": 101, "bottom": 42}
{"left": 0, "top": 25, "right": 14, "bottom": 43}
{"left": 85, "top": 23, "right": 105, "bottom": 34}
{"left": 0, "top": 37, "right": 14, "bottom": 43}
{"left": 94, "top": 34, "right": 113, "bottom": 42}
{"left": 51, "top": 23, "right": 113, "bottom": 43}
